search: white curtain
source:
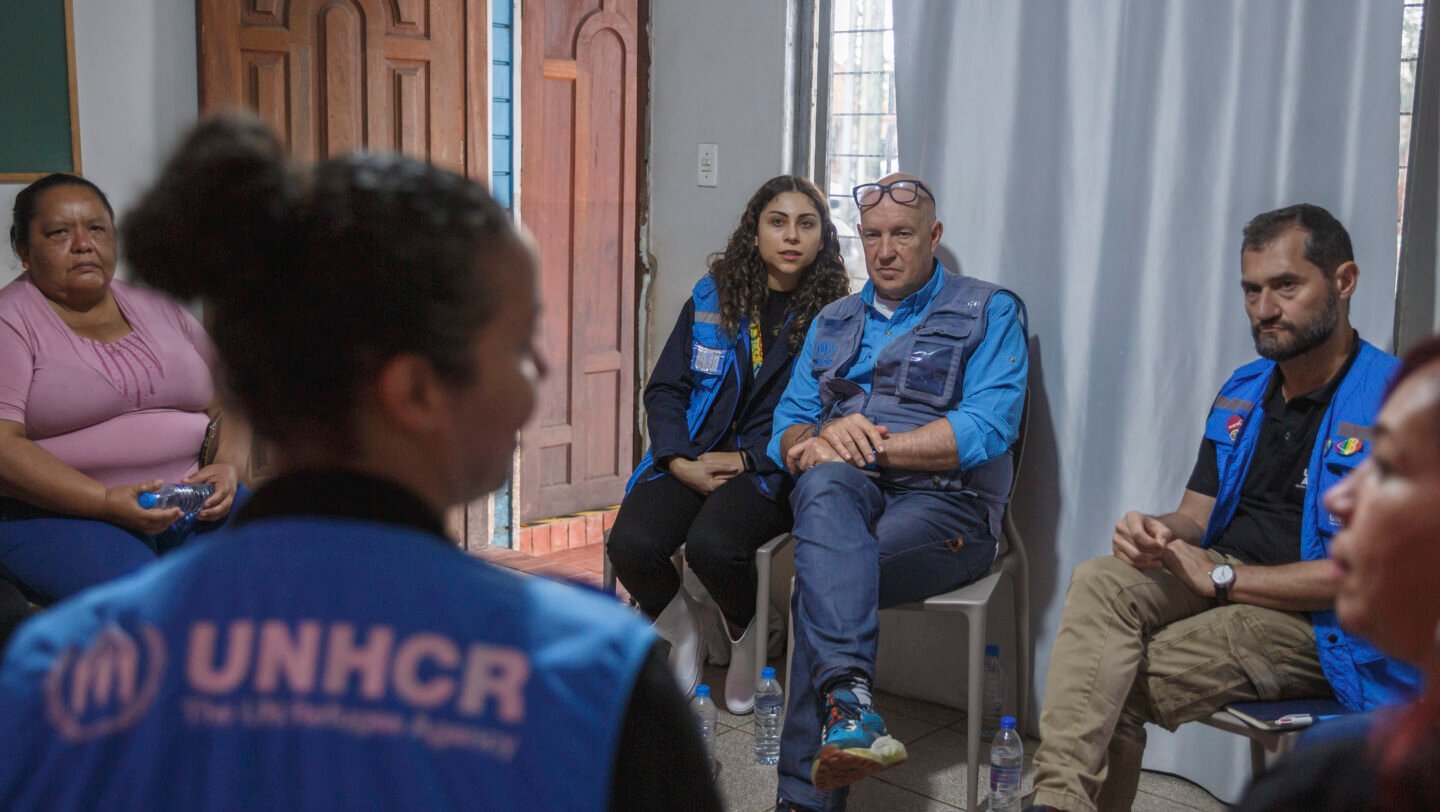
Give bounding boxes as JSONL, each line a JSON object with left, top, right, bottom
{"left": 888, "top": 0, "right": 1403, "bottom": 802}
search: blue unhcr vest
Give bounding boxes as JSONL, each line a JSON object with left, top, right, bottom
{"left": 627, "top": 274, "right": 782, "bottom": 496}
{"left": 1201, "top": 340, "right": 1421, "bottom": 711}
{"left": 809, "top": 269, "right": 1024, "bottom": 522}
{"left": 0, "top": 519, "right": 653, "bottom": 811}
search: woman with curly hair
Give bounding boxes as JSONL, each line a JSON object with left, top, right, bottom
{"left": 609, "top": 175, "right": 849, "bottom": 713}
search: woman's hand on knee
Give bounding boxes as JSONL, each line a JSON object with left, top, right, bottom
{"left": 669, "top": 457, "right": 720, "bottom": 495}
{"left": 103, "top": 480, "right": 185, "bottom": 535}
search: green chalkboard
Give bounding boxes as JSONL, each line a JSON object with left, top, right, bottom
{"left": 0, "top": 0, "right": 81, "bottom": 180}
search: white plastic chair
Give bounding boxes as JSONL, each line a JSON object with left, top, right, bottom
{"left": 602, "top": 534, "right": 794, "bottom": 696}
{"left": 889, "top": 393, "right": 1030, "bottom": 811}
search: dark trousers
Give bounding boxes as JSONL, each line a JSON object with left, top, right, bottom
{"left": 607, "top": 473, "right": 791, "bottom": 627}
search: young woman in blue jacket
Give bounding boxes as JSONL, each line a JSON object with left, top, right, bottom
{"left": 608, "top": 175, "right": 848, "bottom": 713}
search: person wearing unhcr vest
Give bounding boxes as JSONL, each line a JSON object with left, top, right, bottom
{"left": 0, "top": 114, "right": 719, "bottom": 812}
{"left": 608, "top": 176, "right": 848, "bottom": 713}
{"left": 1025, "top": 205, "right": 1421, "bottom": 812}
{"left": 768, "top": 173, "right": 1030, "bottom": 810}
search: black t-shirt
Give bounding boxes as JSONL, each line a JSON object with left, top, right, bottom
{"left": 755, "top": 288, "right": 794, "bottom": 373}
{"left": 714, "top": 288, "right": 793, "bottom": 453}
{"left": 1186, "top": 338, "right": 1359, "bottom": 565}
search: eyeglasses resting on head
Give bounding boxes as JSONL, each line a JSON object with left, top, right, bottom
{"left": 852, "top": 179, "right": 934, "bottom": 210}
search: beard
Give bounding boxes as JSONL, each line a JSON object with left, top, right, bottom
{"left": 1252, "top": 288, "right": 1340, "bottom": 361}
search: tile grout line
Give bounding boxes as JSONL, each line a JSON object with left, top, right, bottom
{"left": 869, "top": 772, "right": 965, "bottom": 810}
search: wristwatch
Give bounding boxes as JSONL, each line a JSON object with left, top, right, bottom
{"left": 1210, "top": 563, "right": 1236, "bottom": 606}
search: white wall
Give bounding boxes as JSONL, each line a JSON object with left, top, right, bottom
{"left": 1, "top": 0, "right": 197, "bottom": 283}
{"left": 643, "top": 0, "right": 791, "bottom": 368}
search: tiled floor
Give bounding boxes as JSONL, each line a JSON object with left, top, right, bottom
{"left": 703, "top": 661, "right": 1225, "bottom": 812}
{"left": 474, "top": 543, "right": 1225, "bottom": 811}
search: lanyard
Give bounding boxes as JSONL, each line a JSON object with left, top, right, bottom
{"left": 747, "top": 317, "right": 764, "bottom": 376}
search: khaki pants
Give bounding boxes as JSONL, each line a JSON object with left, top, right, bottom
{"left": 1031, "top": 553, "right": 1331, "bottom": 812}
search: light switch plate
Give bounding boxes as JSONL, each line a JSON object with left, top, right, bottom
{"left": 697, "top": 143, "right": 718, "bottom": 187}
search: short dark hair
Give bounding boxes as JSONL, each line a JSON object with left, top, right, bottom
{"left": 122, "top": 113, "right": 516, "bottom": 448}
{"left": 9, "top": 173, "right": 115, "bottom": 256}
{"left": 1241, "top": 203, "right": 1354, "bottom": 277}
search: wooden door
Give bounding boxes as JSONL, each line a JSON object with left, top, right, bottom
{"left": 519, "top": 0, "right": 640, "bottom": 521}
{"left": 197, "top": 0, "right": 487, "bottom": 177}
{"left": 197, "top": 0, "right": 493, "bottom": 545}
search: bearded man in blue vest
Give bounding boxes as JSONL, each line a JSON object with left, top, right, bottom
{"left": 766, "top": 173, "right": 1029, "bottom": 810}
{"left": 1026, "top": 204, "right": 1422, "bottom": 812}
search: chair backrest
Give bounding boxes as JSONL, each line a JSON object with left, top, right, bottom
{"left": 997, "top": 387, "right": 1031, "bottom": 556}
{"left": 1008, "top": 387, "right": 1031, "bottom": 504}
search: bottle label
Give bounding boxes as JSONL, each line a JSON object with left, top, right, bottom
{"left": 990, "top": 764, "right": 1021, "bottom": 794}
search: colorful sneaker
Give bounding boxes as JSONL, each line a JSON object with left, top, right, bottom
{"left": 810, "top": 687, "right": 908, "bottom": 791}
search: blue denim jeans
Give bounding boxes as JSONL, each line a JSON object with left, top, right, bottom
{"left": 778, "top": 463, "right": 998, "bottom": 810}
{"left": 0, "top": 484, "right": 251, "bottom": 604}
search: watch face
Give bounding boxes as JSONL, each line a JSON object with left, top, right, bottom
{"left": 1212, "top": 563, "right": 1235, "bottom": 585}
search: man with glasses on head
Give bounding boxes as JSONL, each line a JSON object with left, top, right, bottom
{"left": 767, "top": 173, "right": 1029, "bottom": 810}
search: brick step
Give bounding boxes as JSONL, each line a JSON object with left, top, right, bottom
{"left": 514, "top": 507, "right": 617, "bottom": 555}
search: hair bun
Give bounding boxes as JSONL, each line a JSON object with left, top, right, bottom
{"left": 123, "top": 112, "right": 293, "bottom": 301}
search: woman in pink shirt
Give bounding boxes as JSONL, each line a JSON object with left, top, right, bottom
{"left": 0, "top": 174, "right": 247, "bottom": 611}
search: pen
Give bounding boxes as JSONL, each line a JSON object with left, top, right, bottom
{"left": 1273, "top": 713, "right": 1344, "bottom": 728}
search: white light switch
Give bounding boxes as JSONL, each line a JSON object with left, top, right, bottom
{"left": 697, "top": 143, "right": 718, "bottom": 187}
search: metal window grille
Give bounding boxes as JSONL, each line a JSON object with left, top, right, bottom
{"left": 825, "top": 0, "right": 897, "bottom": 290}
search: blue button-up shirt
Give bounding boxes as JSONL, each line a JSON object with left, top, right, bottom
{"left": 767, "top": 266, "right": 1028, "bottom": 471}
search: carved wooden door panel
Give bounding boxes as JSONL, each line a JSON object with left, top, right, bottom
{"left": 519, "top": 0, "right": 640, "bottom": 521}
{"left": 197, "top": 0, "right": 485, "bottom": 177}
{"left": 197, "top": 0, "right": 492, "bottom": 546}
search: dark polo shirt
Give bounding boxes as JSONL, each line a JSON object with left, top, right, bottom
{"left": 1186, "top": 336, "right": 1361, "bottom": 565}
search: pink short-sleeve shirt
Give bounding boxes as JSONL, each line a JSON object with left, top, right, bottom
{"left": 0, "top": 275, "right": 218, "bottom": 488}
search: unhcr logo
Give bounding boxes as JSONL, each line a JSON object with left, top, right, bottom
{"left": 44, "top": 623, "right": 167, "bottom": 742}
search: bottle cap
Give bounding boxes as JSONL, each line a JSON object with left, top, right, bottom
{"left": 1001, "top": 715, "right": 1016, "bottom": 728}
{"left": 695, "top": 684, "right": 711, "bottom": 697}
{"left": 761, "top": 667, "right": 776, "bottom": 680}
{"left": 138, "top": 492, "right": 159, "bottom": 509}
{"left": 985, "top": 644, "right": 1000, "bottom": 656}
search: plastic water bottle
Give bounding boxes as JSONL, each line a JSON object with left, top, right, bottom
{"left": 989, "top": 715, "right": 1023, "bottom": 812}
{"left": 692, "top": 683, "right": 718, "bottom": 777}
{"left": 982, "top": 643, "right": 1005, "bottom": 741}
{"left": 753, "top": 666, "right": 783, "bottom": 765}
{"left": 137, "top": 483, "right": 214, "bottom": 515}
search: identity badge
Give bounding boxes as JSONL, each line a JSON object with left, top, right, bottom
{"left": 692, "top": 343, "right": 725, "bottom": 375}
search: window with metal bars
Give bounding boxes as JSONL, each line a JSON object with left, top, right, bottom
{"left": 1400, "top": 2, "right": 1427, "bottom": 244}
{"left": 821, "top": 3, "right": 1423, "bottom": 281}
{"left": 825, "top": 0, "right": 898, "bottom": 290}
